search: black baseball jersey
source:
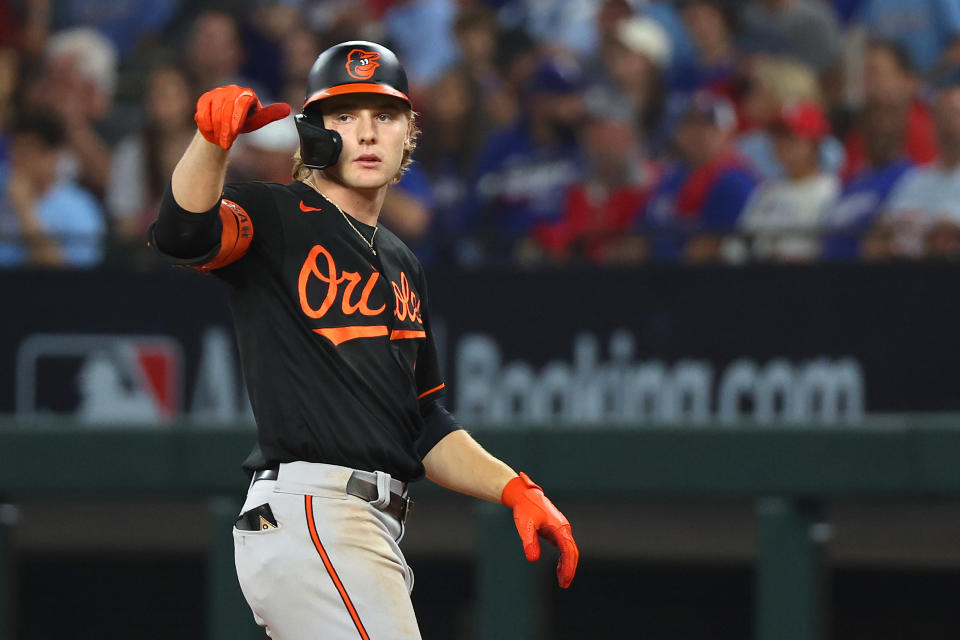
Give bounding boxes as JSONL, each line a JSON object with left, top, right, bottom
{"left": 152, "top": 180, "right": 459, "bottom": 481}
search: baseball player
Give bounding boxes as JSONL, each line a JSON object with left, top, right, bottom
{"left": 150, "top": 41, "right": 578, "bottom": 639}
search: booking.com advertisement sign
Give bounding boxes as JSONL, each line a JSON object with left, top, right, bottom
{"left": 2, "top": 263, "right": 957, "bottom": 428}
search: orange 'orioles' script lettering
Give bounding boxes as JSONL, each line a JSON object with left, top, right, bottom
{"left": 392, "top": 272, "right": 422, "bottom": 323}
{"left": 297, "top": 244, "right": 425, "bottom": 345}
{"left": 298, "top": 244, "right": 385, "bottom": 319}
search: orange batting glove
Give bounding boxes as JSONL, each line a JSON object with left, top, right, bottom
{"left": 501, "top": 472, "right": 579, "bottom": 588}
{"left": 194, "top": 85, "right": 291, "bottom": 150}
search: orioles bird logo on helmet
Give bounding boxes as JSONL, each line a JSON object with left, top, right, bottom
{"left": 345, "top": 49, "right": 381, "bottom": 80}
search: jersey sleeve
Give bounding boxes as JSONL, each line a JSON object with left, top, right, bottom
{"left": 412, "top": 267, "right": 462, "bottom": 458}
{"left": 194, "top": 198, "right": 254, "bottom": 271}
{"left": 207, "top": 181, "right": 283, "bottom": 271}
{"left": 150, "top": 180, "right": 281, "bottom": 274}
{"left": 413, "top": 270, "right": 445, "bottom": 404}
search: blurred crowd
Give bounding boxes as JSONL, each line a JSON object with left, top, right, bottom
{"left": 3, "top": 0, "right": 960, "bottom": 269}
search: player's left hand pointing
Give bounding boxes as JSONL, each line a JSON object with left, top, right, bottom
{"left": 501, "top": 472, "right": 579, "bottom": 588}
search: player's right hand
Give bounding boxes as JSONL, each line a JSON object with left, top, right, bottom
{"left": 501, "top": 472, "right": 579, "bottom": 588}
{"left": 194, "top": 85, "right": 291, "bottom": 150}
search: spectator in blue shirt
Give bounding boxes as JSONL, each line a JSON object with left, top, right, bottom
{"left": 820, "top": 96, "right": 914, "bottom": 259}
{"left": 0, "top": 111, "right": 105, "bottom": 267}
{"left": 463, "top": 57, "right": 587, "bottom": 263}
{"left": 643, "top": 91, "right": 758, "bottom": 263}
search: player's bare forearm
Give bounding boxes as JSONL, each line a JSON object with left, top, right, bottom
{"left": 422, "top": 430, "right": 517, "bottom": 503}
{"left": 425, "top": 431, "right": 581, "bottom": 588}
{"left": 170, "top": 131, "right": 230, "bottom": 213}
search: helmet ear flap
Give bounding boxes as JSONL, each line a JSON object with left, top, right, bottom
{"left": 295, "top": 112, "right": 342, "bottom": 170}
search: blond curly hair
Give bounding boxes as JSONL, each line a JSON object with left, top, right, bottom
{"left": 292, "top": 110, "right": 420, "bottom": 185}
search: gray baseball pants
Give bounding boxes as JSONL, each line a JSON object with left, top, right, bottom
{"left": 234, "top": 461, "right": 421, "bottom": 639}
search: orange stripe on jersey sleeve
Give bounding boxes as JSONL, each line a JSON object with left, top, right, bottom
{"left": 197, "top": 199, "right": 253, "bottom": 271}
{"left": 418, "top": 383, "right": 445, "bottom": 399}
{"left": 390, "top": 329, "right": 426, "bottom": 341}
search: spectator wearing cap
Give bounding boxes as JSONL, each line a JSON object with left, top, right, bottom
{"left": 463, "top": 56, "right": 587, "bottom": 263}
{"left": 865, "top": 85, "right": 960, "bottom": 259}
{"left": 735, "top": 56, "right": 845, "bottom": 180}
{"left": 643, "top": 91, "right": 758, "bottom": 263}
{"left": 841, "top": 39, "right": 937, "bottom": 181}
{"left": 0, "top": 111, "right": 105, "bottom": 267}
{"left": 820, "top": 93, "right": 915, "bottom": 259}
{"left": 591, "top": 0, "right": 696, "bottom": 71}
{"left": 533, "top": 102, "right": 659, "bottom": 264}
{"left": 736, "top": 100, "right": 839, "bottom": 261}
{"left": 585, "top": 16, "right": 671, "bottom": 147}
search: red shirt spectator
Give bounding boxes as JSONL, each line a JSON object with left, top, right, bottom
{"left": 843, "top": 98, "right": 937, "bottom": 179}
{"left": 538, "top": 176, "right": 656, "bottom": 262}
{"left": 535, "top": 113, "right": 658, "bottom": 263}
{"left": 841, "top": 39, "right": 938, "bottom": 179}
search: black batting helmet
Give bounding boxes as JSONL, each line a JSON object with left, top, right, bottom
{"left": 295, "top": 41, "right": 411, "bottom": 170}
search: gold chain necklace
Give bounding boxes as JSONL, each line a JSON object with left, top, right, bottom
{"left": 306, "top": 179, "right": 379, "bottom": 255}
{"left": 337, "top": 205, "right": 378, "bottom": 255}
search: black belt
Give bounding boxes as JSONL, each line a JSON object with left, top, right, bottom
{"left": 252, "top": 467, "right": 411, "bottom": 523}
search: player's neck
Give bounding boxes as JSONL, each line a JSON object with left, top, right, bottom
{"left": 304, "top": 173, "right": 385, "bottom": 226}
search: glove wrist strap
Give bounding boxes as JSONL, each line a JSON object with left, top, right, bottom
{"left": 501, "top": 472, "right": 543, "bottom": 507}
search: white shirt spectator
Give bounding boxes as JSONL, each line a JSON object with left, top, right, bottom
{"left": 739, "top": 172, "right": 840, "bottom": 261}
{"left": 883, "top": 163, "right": 960, "bottom": 257}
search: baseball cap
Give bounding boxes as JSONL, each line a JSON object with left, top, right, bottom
{"left": 615, "top": 16, "right": 672, "bottom": 68}
{"left": 673, "top": 90, "right": 737, "bottom": 132}
{"left": 528, "top": 57, "right": 584, "bottom": 95}
{"left": 770, "top": 100, "right": 830, "bottom": 141}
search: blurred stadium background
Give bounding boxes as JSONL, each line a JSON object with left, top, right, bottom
{"left": 3, "top": 0, "right": 960, "bottom": 638}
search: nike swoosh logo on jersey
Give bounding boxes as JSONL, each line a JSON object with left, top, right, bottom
{"left": 300, "top": 201, "right": 324, "bottom": 212}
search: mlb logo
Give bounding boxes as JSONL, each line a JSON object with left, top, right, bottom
{"left": 16, "top": 334, "right": 182, "bottom": 425}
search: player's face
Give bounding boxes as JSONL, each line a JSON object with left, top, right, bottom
{"left": 320, "top": 94, "right": 412, "bottom": 190}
